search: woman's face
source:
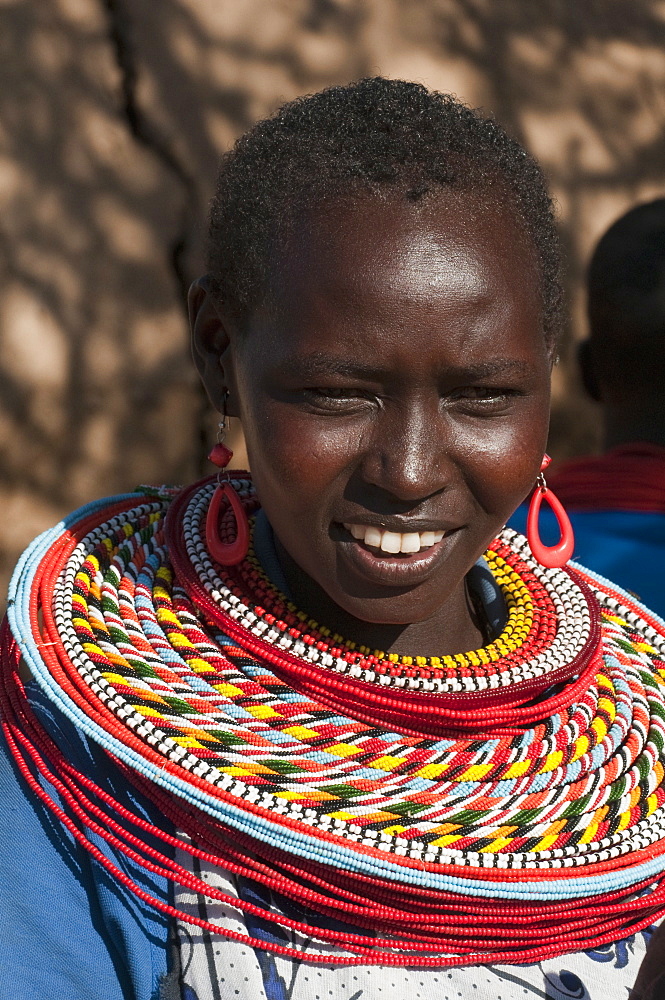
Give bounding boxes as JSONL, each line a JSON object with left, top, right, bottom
{"left": 215, "top": 191, "right": 551, "bottom": 626}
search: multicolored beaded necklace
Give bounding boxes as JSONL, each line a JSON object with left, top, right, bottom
{"left": 4, "top": 475, "right": 665, "bottom": 966}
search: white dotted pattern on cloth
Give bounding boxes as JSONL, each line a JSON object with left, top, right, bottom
{"left": 173, "top": 845, "right": 654, "bottom": 1000}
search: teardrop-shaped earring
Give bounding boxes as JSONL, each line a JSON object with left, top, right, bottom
{"left": 526, "top": 455, "right": 575, "bottom": 569}
{"left": 205, "top": 406, "right": 250, "bottom": 566}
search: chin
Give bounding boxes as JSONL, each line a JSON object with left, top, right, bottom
{"left": 335, "top": 594, "right": 445, "bottom": 627}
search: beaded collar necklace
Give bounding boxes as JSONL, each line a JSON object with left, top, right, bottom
{"left": 169, "top": 479, "right": 601, "bottom": 734}
{"left": 4, "top": 475, "right": 665, "bottom": 966}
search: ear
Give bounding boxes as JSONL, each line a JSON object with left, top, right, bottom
{"left": 189, "top": 276, "right": 240, "bottom": 416}
{"left": 577, "top": 339, "right": 602, "bottom": 402}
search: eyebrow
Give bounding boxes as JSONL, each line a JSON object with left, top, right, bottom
{"left": 274, "top": 353, "right": 535, "bottom": 381}
{"left": 453, "top": 359, "right": 535, "bottom": 379}
{"left": 275, "top": 354, "right": 387, "bottom": 381}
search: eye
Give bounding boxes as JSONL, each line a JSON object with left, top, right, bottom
{"left": 301, "top": 387, "right": 376, "bottom": 412}
{"left": 313, "top": 388, "right": 354, "bottom": 398}
{"left": 446, "top": 386, "right": 521, "bottom": 413}
{"left": 460, "top": 387, "right": 507, "bottom": 399}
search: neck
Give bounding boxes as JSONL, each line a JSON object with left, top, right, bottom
{"left": 274, "top": 538, "right": 485, "bottom": 658}
{"left": 603, "top": 407, "right": 665, "bottom": 451}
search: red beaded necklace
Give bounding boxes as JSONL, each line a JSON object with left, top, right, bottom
{"left": 3, "top": 479, "right": 665, "bottom": 966}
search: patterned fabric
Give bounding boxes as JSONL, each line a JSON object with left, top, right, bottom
{"left": 171, "top": 856, "right": 657, "bottom": 1000}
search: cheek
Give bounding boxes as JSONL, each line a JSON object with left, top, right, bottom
{"left": 455, "top": 412, "right": 549, "bottom": 514}
{"left": 241, "top": 404, "right": 355, "bottom": 515}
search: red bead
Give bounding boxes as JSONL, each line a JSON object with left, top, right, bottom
{"left": 208, "top": 443, "right": 233, "bottom": 468}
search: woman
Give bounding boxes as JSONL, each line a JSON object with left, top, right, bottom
{"left": 2, "top": 78, "right": 664, "bottom": 1000}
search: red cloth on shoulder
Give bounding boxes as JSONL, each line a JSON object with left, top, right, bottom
{"left": 549, "top": 443, "right": 665, "bottom": 512}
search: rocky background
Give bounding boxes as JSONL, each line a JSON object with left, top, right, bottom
{"left": 1, "top": 0, "right": 665, "bottom": 598}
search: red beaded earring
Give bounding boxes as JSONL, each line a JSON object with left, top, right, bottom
{"left": 205, "top": 398, "right": 250, "bottom": 566}
{"left": 526, "top": 455, "right": 575, "bottom": 569}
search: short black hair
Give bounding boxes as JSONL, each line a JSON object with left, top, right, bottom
{"left": 586, "top": 198, "right": 665, "bottom": 393}
{"left": 207, "top": 77, "right": 562, "bottom": 350}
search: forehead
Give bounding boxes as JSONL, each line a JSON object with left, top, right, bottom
{"left": 249, "top": 190, "right": 545, "bottom": 366}
{"left": 278, "top": 189, "right": 537, "bottom": 298}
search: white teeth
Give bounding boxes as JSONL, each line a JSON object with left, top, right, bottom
{"left": 364, "top": 526, "right": 382, "bottom": 548}
{"left": 400, "top": 532, "right": 421, "bottom": 554}
{"left": 343, "top": 524, "right": 447, "bottom": 553}
{"left": 380, "top": 531, "right": 401, "bottom": 554}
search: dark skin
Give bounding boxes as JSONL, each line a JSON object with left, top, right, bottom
{"left": 192, "top": 190, "right": 552, "bottom": 658}
{"left": 579, "top": 339, "right": 665, "bottom": 450}
{"left": 603, "top": 406, "right": 665, "bottom": 451}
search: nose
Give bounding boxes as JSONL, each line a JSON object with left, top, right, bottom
{"left": 359, "top": 400, "right": 452, "bottom": 505}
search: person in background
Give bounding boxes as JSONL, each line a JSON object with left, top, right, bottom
{"left": 512, "top": 198, "right": 665, "bottom": 615}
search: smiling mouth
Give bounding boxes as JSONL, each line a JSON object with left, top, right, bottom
{"left": 334, "top": 520, "right": 460, "bottom": 587}
{"left": 342, "top": 522, "right": 448, "bottom": 556}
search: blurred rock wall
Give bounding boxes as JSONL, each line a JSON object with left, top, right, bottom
{"left": 1, "top": 0, "right": 665, "bottom": 597}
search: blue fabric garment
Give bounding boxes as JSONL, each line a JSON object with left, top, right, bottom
{"left": 253, "top": 510, "right": 293, "bottom": 598}
{"left": 467, "top": 559, "right": 507, "bottom": 636}
{"left": 509, "top": 506, "right": 665, "bottom": 617}
{"left": 0, "top": 681, "right": 172, "bottom": 999}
